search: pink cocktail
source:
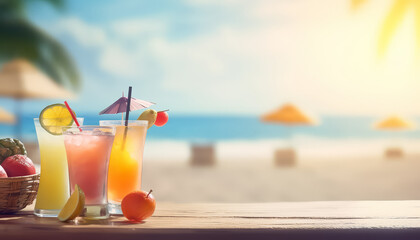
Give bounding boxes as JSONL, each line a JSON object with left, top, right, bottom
{"left": 63, "top": 126, "right": 115, "bottom": 219}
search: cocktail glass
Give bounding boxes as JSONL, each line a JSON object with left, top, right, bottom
{"left": 63, "top": 126, "right": 115, "bottom": 219}
{"left": 99, "top": 120, "right": 148, "bottom": 214}
{"left": 34, "top": 118, "right": 84, "bottom": 217}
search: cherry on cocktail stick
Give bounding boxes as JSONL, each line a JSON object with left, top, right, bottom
{"left": 155, "top": 110, "right": 169, "bottom": 127}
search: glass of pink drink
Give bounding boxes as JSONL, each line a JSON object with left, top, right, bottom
{"left": 63, "top": 126, "right": 115, "bottom": 219}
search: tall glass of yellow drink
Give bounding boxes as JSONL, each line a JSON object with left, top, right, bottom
{"left": 34, "top": 117, "right": 84, "bottom": 217}
{"left": 99, "top": 120, "right": 148, "bottom": 214}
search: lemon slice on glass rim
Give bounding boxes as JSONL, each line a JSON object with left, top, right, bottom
{"left": 58, "top": 184, "right": 85, "bottom": 222}
{"left": 39, "top": 103, "right": 74, "bottom": 135}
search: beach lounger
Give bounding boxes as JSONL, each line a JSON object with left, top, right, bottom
{"left": 384, "top": 147, "right": 404, "bottom": 159}
{"left": 274, "top": 148, "right": 296, "bottom": 167}
{"left": 190, "top": 144, "right": 215, "bottom": 166}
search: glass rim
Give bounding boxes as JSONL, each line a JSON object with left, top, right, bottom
{"left": 34, "top": 117, "right": 84, "bottom": 121}
{"left": 99, "top": 120, "right": 148, "bottom": 126}
{"left": 62, "top": 125, "right": 116, "bottom": 135}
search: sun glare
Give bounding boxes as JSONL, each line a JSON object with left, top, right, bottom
{"left": 353, "top": 0, "right": 420, "bottom": 57}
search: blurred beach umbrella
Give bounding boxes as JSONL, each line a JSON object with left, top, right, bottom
{"left": 261, "top": 103, "right": 314, "bottom": 125}
{"left": 99, "top": 94, "right": 155, "bottom": 115}
{"left": 261, "top": 103, "right": 315, "bottom": 167}
{"left": 0, "top": 0, "right": 80, "bottom": 91}
{"left": 0, "top": 59, "right": 74, "bottom": 138}
{"left": 0, "top": 107, "right": 15, "bottom": 124}
{"left": 374, "top": 115, "right": 415, "bottom": 159}
{"left": 0, "top": 59, "right": 74, "bottom": 99}
{"left": 374, "top": 116, "right": 415, "bottom": 131}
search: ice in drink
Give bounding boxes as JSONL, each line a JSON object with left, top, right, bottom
{"left": 63, "top": 126, "right": 115, "bottom": 219}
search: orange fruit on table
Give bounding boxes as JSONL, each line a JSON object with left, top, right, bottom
{"left": 121, "top": 190, "right": 156, "bottom": 222}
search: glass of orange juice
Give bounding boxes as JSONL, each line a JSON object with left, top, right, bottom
{"left": 99, "top": 120, "right": 148, "bottom": 214}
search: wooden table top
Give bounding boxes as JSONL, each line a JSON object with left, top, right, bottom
{"left": 1, "top": 201, "right": 420, "bottom": 240}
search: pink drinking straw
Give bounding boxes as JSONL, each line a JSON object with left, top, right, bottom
{"left": 64, "top": 101, "right": 82, "bottom": 132}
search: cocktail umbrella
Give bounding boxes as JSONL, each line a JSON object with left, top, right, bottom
{"left": 100, "top": 87, "right": 154, "bottom": 149}
{"left": 0, "top": 107, "right": 15, "bottom": 124}
{"left": 99, "top": 94, "right": 155, "bottom": 115}
{"left": 0, "top": 59, "right": 74, "bottom": 138}
{"left": 99, "top": 88, "right": 154, "bottom": 148}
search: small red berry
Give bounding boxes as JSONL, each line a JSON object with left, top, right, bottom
{"left": 155, "top": 111, "right": 169, "bottom": 127}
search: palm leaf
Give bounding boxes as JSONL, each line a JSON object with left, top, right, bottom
{"left": 36, "top": 0, "right": 65, "bottom": 10}
{"left": 0, "top": 18, "right": 80, "bottom": 91}
{"left": 0, "top": 0, "right": 65, "bottom": 18}
{"left": 414, "top": 1, "right": 420, "bottom": 55}
{"left": 0, "top": 1, "right": 25, "bottom": 18}
{"left": 378, "top": 0, "right": 410, "bottom": 57}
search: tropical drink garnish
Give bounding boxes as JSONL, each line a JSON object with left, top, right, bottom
{"left": 137, "top": 109, "right": 169, "bottom": 128}
{"left": 58, "top": 184, "right": 85, "bottom": 222}
{"left": 155, "top": 110, "right": 169, "bottom": 127}
{"left": 39, "top": 104, "right": 74, "bottom": 135}
{"left": 137, "top": 109, "right": 157, "bottom": 129}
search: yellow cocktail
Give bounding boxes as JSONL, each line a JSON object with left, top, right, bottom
{"left": 34, "top": 117, "right": 84, "bottom": 217}
{"left": 100, "top": 120, "right": 148, "bottom": 214}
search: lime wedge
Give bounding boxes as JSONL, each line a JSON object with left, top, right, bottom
{"left": 58, "top": 184, "right": 85, "bottom": 222}
{"left": 39, "top": 104, "right": 74, "bottom": 135}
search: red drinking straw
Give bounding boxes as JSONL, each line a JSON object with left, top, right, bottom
{"left": 64, "top": 101, "right": 81, "bottom": 132}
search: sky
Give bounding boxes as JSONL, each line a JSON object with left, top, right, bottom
{"left": 6, "top": 0, "right": 420, "bottom": 117}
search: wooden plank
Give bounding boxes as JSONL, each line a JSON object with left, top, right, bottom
{"left": 1, "top": 201, "right": 420, "bottom": 239}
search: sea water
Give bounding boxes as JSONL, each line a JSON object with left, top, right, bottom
{"left": 4, "top": 114, "right": 420, "bottom": 142}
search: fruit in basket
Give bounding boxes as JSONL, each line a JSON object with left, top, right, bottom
{"left": 58, "top": 184, "right": 85, "bottom": 222}
{"left": 0, "top": 138, "right": 27, "bottom": 164}
{"left": 155, "top": 110, "right": 169, "bottom": 127}
{"left": 0, "top": 165, "right": 7, "bottom": 178}
{"left": 137, "top": 109, "right": 157, "bottom": 129}
{"left": 1, "top": 155, "right": 36, "bottom": 177}
{"left": 121, "top": 190, "right": 156, "bottom": 222}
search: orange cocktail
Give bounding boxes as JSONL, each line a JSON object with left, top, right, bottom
{"left": 100, "top": 120, "right": 148, "bottom": 214}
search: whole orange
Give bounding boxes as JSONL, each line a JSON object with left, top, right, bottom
{"left": 121, "top": 190, "right": 156, "bottom": 222}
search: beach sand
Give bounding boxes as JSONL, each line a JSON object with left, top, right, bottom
{"left": 141, "top": 155, "right": 420, "bottom": 203}
{"left": 29, "top": 139, "right": 420, "bottom": 203}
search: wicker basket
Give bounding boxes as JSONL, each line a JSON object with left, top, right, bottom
{"left": 0, "top": 174, "right": 40, "bottom": 214}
